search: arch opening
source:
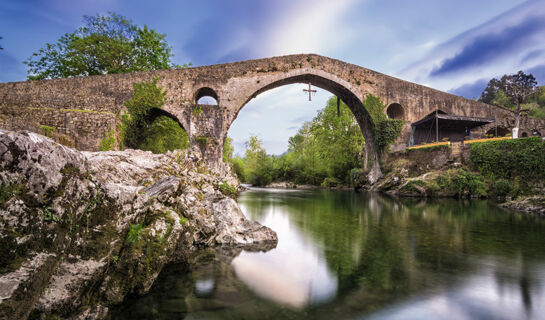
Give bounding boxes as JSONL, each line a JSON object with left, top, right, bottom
{"left": 225, "top": 73, "right": 382, "bottom": 184}
{"left": 195, "top": 87, "right": 219, "bottom": 105}
{"left": 521, "top": 132, "right": 528, "bottom": 137}
{"left": 485, "top": 127, "right": 511, "bottom": 138}
{"left": 148, "top": 108, "right": 186, "bottom": 132}
{"left": 386, "top": 103, "right": 404, "bottom": 120}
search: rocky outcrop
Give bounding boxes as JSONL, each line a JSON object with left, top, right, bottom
{"left": 0, "top": 130, "right": 277, "bottom": 320}
{"left": 500, "top": 196, "right": 545, "bottom": 216}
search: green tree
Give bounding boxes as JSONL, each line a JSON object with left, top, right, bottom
{"left": 479, "top": 71, "right": 539, "bottom": 136}
{"left": 243, "top": 136, "right": 273, "bottom": 186}
{"left": 25, "top": 12, "right": 180, "bottom": 80}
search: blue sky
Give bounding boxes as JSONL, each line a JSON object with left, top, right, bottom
{"left": 1, "top": 0, "right": 544, "bottom": 154}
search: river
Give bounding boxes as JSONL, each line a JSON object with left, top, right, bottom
{"left": 113, "top": 188, "right": 545, "bottom": 319}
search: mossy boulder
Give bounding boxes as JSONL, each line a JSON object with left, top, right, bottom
{"left": 0, "top": 130, "right": 277, "bottom": 320}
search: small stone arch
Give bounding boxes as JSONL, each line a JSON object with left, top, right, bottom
{"left": 195, "top": 87, "right": 219, "bottom": 105}
{"left": 386, "top": 103, "right": 404, "bottom": 119}
{"left": 148, "top": 108, "right": 186, "bottom": 132}
{"left": 485, "top": 126, "right": 510, "bottom": 137}
{"left": 521, "top": 131, "right": 528, "bottom": 137}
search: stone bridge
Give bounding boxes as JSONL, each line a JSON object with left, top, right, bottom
{"left": 1, "top": 54, "right": 544, "bottom": 177}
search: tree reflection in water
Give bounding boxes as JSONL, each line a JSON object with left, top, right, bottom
{"left": 112, "top": 189, "right": 545, "bottom": 320}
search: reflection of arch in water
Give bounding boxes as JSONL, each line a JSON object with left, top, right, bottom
{"left": 485, "top": 127, "right": 511, "bottom": 137}
{"left": 386, "top": 103, "right": 404, "bottom": 119}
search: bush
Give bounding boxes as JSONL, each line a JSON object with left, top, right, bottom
{"left": 99, "top": 128, "right": 116, "bottom": 151}
{"left": 470, "top": 137, "right": 545, "bottom": 181}
{"left": 137, "top": 116, "right": 189, "bottom": 154}
{"left": 126, "top": 224, "right": 143, "bottom": 245}
{"left": 39, "top": 125, "right": 55, "bottom": 137}
{"left": 219, "top": 181, "right": 237, "bottom": 197}
{"left": 121, "top": 79, "right": 189, "bottom": 153}
{"left": 436, "top": 169, "right": 487, "bottom": 198}
{"left": 399, "top": 180, "right": 425, "bottom": 194}
{"left": 494, "top": 179, "right": 512, "bottom": 197}
{"left": 321, "top": 177, "right": 340, "bottom": 188}
{"left": 362, "top": 95, "right": 403, "bottom": 151}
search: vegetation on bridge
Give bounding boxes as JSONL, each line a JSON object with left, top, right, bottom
{"left": 120, "top": 79, "right": 189, "bottom": 153}
{"left": 98, "top": 79, "right": 189, "bottom": 153}
{"left": 362, "top": 94, "right": 404, "bottom": 151}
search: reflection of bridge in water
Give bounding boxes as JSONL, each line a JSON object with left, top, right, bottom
{"left": 112, "top": 189, "right": 545, "bottom": 319}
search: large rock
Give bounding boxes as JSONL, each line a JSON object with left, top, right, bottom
{"left": 500, "top": 196, "right": 545, "bottom": 216}
{"left": 0, "top": 130, "right": 277, "bottom": 320}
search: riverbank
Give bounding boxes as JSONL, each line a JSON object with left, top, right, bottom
{"left": 264, "top": 181, "right": 353, "bottom": 190}
{"left": 349, "top": 138, "right": 545, "bottom": 215}
{"left": 0, "top": 130, "right": 277, "bottom": 320}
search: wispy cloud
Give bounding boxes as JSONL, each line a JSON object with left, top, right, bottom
{"left": 430, "top": 16, "right": 545, "bottom": 77}
{"left": 399, "top": 0, "right": 545, "bottom": 92}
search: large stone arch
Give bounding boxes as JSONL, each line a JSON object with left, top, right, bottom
{"left": 220, "top": 70, "right": 382, "bottom": 183}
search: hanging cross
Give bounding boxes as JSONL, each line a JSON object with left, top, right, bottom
{"left": 303, "top": 82, "right": 316, "bottom": 101}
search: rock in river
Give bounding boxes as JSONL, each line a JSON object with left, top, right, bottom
{"left": 0, "top": 130, "right": 277, "bottom": 320}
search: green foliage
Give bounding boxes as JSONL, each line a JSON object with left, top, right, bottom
{"left": 376, "top": 119, "right": 404, "bottom": 149}
{"left": 0, "top": 183, "right": 23, "bottom": 207}
{"left": 179, "top": 216, "right": 188, "bottom": 226}
{"left": 494, "top": 179, "right": 513, "bottom": 197}
{"left": 126, "top": 223, "right": 143, "bottom": 245}
{"left": 39, "top": 125, "right": 55, "bottom": 137}
{"left": 436, "top": 169, "right": 488, "bottom": 198}
{"left": 321, "top": 177, "right": 340, "bottom": 188}
{"left": 480, "top": 74, "right": 544, "bottom": 120}
{"left": 121, "top": 79, "right": 188, "bottom": 153}
{"left": 400, "top": 180, "right": 425, "bottom": 194}
{"left": 196, "top": 136, "right": 208, "bottom": 148}
{"left": 219, "top": 181, "right": 237, "bottom": 197}
{"left": 491, "top": 90, "right": 515, "bottom": 109}
{"left": 191, "top": 105, "right": 203, "bottom": 116}
{"left": 25, "top": 12, "right": 179, "bottom": 80}
{"left": 232, "top": 97, "right": 366, "bottom": 186}
{"left": 470, "top": 137, "right": 545, "bottom": 181}
{"left": 99, "top": 128, "right": 116, "bottom": 151}
{"left": 42, "top": 206, "right": 60, "bottom": 222}
{"left": 362, "top": 94, "right": 403, "bottom": 151}
{"left": 223, "top": 137, "right": 234, "bottom": 163}
{"left": 137, "top": 116, "right": 189, "bottom": 154}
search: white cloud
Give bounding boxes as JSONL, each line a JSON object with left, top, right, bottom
{"left": 259, "top": 0, "right": 359, "bottom": 56}
{"left": 228, "top": 84, "right": 333, "bottom": 155}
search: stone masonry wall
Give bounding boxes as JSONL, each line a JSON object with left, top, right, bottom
{"left": 1, "top": 54, "right": 544, "bottom": 163}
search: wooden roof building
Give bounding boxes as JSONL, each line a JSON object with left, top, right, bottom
{"left": 409, "top": 110, "right": 494, "bottom": 146}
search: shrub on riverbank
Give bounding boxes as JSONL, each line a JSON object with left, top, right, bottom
{"left": 470, "top": 137, "right": 545, "bottom": 181}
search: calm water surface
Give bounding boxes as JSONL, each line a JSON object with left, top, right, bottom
{"left": 113, "top": 189, "right": 545, "bottom": 319}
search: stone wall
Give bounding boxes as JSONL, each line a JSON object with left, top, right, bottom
{"left": 1, "top": 54, "right": 544, "bottom": 164}
{"left": 0, "top": 106, "right": 117, "bottom": 150}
